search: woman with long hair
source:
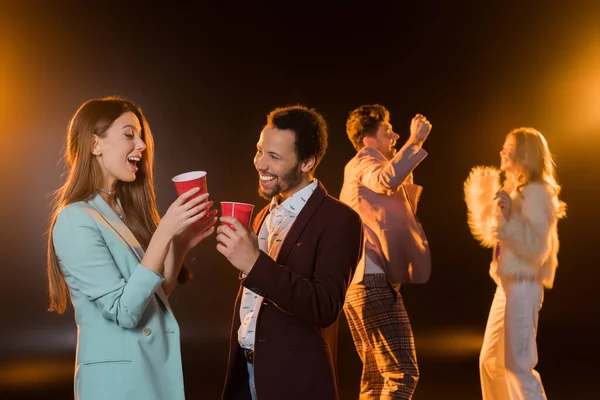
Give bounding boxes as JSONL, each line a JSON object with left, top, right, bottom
{"left": 464, "top": 127, "right": 566, "bottom": 399}
{"left": 48, "top": 96, "right": 217, "bottom": 399}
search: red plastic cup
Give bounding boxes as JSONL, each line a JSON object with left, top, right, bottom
{"left": 172, "top": 171, "right": 209, "bottom": 222}
{"left": 220, "top": 202, "right": 255, "bottom": 231}
{"left": 172, "top": 171, "right": 207, "bottom": 199}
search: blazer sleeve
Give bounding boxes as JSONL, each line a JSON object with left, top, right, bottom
{"left": 404, "top": 183, "right": 424, "bottom": 214}
{"left": 52, "top": 205, "right": 164, "bottom": 328}
{"left": 241, "top": 210, "right": 363, "bottom": 329}
{"left": 357, "top": 143, "right": 427, "bottom": 195}
{"left": 496, "top": 183, "right": 555, "bottom": 264}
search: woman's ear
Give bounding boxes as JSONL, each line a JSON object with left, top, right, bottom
{"left": 91, "top": 134, "right": 102, "bottom": 156}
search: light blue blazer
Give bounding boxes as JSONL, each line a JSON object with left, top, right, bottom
{"left": 52, "top": 194, "right": 185, "bottom": 400}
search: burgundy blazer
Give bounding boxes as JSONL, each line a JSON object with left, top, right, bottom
{"left": 221, "top": 182, "right": 363, "bottom": 400}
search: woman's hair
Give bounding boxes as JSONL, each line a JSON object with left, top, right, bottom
{"left": 505, "top": 127, "right": 567, "bottom": 218}
{"left": 47, "top": 96, "right": 190, "bottom": 314}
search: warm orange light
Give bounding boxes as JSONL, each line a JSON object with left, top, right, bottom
{"left": 0, "top": 38, "right": 13, "bottom": 141}
{"left": 416, "top": 328, "right": 483, "bottom": 358}
{"left": 546, "top": 31, "right": 600, "bottom": 135}
{"left": 0, "top": 359, "right": 73, "bottom": 388}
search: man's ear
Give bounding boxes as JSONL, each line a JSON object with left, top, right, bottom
{"left": 300, "top": 156, "right": 315, "bottom": 173}
{"left": 91, "top": 134, "right": 102, "bottom": 156}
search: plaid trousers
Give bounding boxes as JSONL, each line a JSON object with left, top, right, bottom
{"left": 344, "top": 274, "right": 419, "bottom": 400}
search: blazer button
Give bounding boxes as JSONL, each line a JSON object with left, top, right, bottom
{"left": 142, "top": 327, "right": 152, "bottom": 336}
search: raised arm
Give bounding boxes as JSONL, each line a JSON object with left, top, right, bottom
{"left": 464, "top": 166, "right": 502, "bottom": 248}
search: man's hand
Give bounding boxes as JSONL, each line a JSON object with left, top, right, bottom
{"left": 216, "top": 216, "right": 260, "bottom": 274}
{"left": 409, "top": 114, "right": 432, "bottom": 146}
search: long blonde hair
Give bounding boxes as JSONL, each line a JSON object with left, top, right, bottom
{"left": 505, "top": 127, "right": 567, "bottom": 219}
{"left": 47, "top": 97, "right": 189, "bottom": 314}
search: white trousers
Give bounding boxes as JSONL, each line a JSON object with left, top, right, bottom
{"left": 480, "top": 280, "right": 547, "bottom": 400}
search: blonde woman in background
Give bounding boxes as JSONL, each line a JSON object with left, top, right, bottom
{"left": 464, "top": 127, "right": 566, "bottom": 399}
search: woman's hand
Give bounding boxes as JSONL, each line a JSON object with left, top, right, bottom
{"left": 158, "top": 188, "right": 211, "bottom": 239}
{"left": 175, "top": 207, "right": 218, "bottom": 253}
{"left": 495, "top": 190, "right": 512, "bottom": 220}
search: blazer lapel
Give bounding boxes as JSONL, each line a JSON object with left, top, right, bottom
{"left": 87, "top": 194, "right": 146, "bottom": 262}
{"left": 276, "top": 182, "right": 327, "bottom": 264}
{"left": 252, "top": 205, "right": 270, "bottom": 234}
{"left": 248, "top": 182, "right": 327, "bottom": 266}
{"left": 87, "top": 194, "right": 172, "bottom": 310}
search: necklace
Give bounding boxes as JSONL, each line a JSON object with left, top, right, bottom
{"left": 97, "top": 187, "right": 116, "bottom": 196}
{"left": 97, "top": 189, "right": 124, "bottom": 219}
{"left": 115, "top": 203, "right": 124, "bottom": 220}
{"left": 97, "top": 188, "right": 123, "bottom": 219}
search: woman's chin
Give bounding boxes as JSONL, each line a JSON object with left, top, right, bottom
{"left": 120, "top": 173, "right": 137, "bottom": 183}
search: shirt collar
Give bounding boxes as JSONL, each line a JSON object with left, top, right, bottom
{"left": 268, "top": 179, "right": 319, "bottom": 216}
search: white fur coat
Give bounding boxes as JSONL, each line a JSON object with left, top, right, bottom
{"left": 464, "top": 166, "right": 560, "bottom": 288}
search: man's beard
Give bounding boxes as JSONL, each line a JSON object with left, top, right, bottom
{"left": 257, "top": 163, "right": 303, "bottom": 200}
